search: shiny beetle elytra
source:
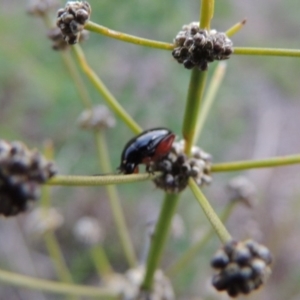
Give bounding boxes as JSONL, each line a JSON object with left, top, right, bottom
{"left": 118, "top": 128, "right": 175, "bottom": 174}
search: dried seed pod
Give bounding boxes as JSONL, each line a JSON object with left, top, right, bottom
{"left": 211, "top": 239, "right": 272, "bottom": 297}
{"left": 172, "top": 22, "right": 233, "bottom": 70}
{"left": 77, "top": 105, "right": 116, "bottom": 130}
{"left": 56, "top": 1, "right": 91, "bottom": 45}
{"left": 151, "top": 140, "right": 212, "bottom": 193}
{"left": 0, "top": 140, "right": 56, "bottom": 217}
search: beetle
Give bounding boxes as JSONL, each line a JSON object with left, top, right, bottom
{"left": 118, "top": 128, "right": 175, "bottom": 174}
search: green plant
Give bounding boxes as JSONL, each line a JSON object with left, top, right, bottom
{"left": 2, "top": 0, "right": 300, "bottom": 299}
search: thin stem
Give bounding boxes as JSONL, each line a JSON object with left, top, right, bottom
{"left": 195, "top": 62, "right": 227, "bottom": 142}
{"left": 233, "top": 47, "right": 300, "bottom": 57}
{"left": 72, "top": 45, "right": 142, "bottom": 134}
{"left": 44, "top": 232, "right": 76, "bottom": 285}
{"left": 182, "top": 70, "right": 207, "bottom": 155}
{"left": 189, "top": 179, "right": 232, "bottom": 243}
{"left": 225, "top": 19, "right": 247, "bottom": 38}
{"left": 200, "top": 0, "right": 214, "bottom": 29}
{"left": 141, "top": 193, "right": 180, "bottom": 291}
{"left": 41, "top": 142, "right": 78, "bottom": 300}
{"left": 166, "top": 201, "right": 235, "bottom": 277}
{"left": 0, "top": 269, "right": 118, "bottom": 299}
{"left": 61, "top": 51, "right": 93, "bottom": 109}
{"left": 90, "top": 245, "right": 114, "bottom": 279}
{"left": 94, "top": 131, "right": 137, "bottom": 268}
{"left": 211, "top": 154, "right": 300, "bottom": 172}
{"left": 85, "top": 21, "right": 174, "bottom": 50}
{"left": 47, "top": 173, "right": 160, "bottom": 186}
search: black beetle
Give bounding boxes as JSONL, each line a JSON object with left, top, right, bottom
{"left": 118, "top": 128, "right": 175, "bottom": 174}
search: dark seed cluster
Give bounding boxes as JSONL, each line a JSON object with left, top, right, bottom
{"left": 47, "top": 26, "right": 89, "bottom": 50}
{"left": 150, "top": 140, "right": 212, "bottom": 193}
{"left": 27, "top": 0, "right": 58, "bottom": 17}
{"left": 56, "top": 1, "right": 91, "bottom": 45}
{"left": 77, "top": 105, "right": 116, "bottom": 130}
{"left": 172, "top": 22, "right": 233, "bottom": 71}
{"left": 0, "top": 140, "right": 56, "bottom": 217}
{"left": 211, "top": 240, "right": 272, "bottom": 297}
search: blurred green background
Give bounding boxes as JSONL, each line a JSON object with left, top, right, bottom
{"left": 1, "top": 0, "right": 300, "bottom": 299}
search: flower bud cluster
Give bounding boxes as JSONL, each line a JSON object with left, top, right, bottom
{"left": 77, "top": 105, "right": 116, "bottom": 130}
{"left": 227, "top": 176, "right": 257, "bottom": 207}
{"left": 105, "top": 266, "right": 174, "bottom": 300}
{"left": 211, "top": 240, "right": 272, "bottom": 297}
{"left": 56, "top": 1, "right": 91, "bottom": 45}
{"left": 0, "top": 140, "right": 56, "bottom": 216}
{"left": 26, "top": 207, "right": 64, "bottom": 235}
{"left": 172, "top": 22, "right": 233, "bottom": 70}
{"left": 151, "top": 140, "right": 212, "bottom": 193}
{"left": 27, "top": 0, "right": 58, "bottom": 17}
{"left": 73, "top": 216, "right": 104, "bottom": 246}
{"left": 47, "top": 27, "right": 89, "bottom": 50}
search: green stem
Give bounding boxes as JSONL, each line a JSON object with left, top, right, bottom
{"left": 0, "top": 269, "right": 118, "bottom": 299}
{"left": 189, "top": 179, "right": 231, "bottom": 243}
{"left": 225, "top": 19, "right": 247, "bottom": 37}
{"left": 211, "top": 154, "right": 300, "bottom": 172}
{"left": 182, "top": 70, "right": 207, "bottom": 155}
{"left": 85, "top": 21, "right": 174, "bottom": 50}
{"left": 90, "top": 245, "right": 114, "bottom": 279}
{"left": 194, "top": 62, "right": 227, "bottom": 142}
{"left": 200, "top": 0, "right": 214, "bottom": 29}
{"left": 72, "top": 45, "right": 142, "bottom": 134}
{"left": 44, "top": 232, "right": 76, "bottom": 285}
{"left": 61, "top": 51, "right": 93, "bottom": 109}
{"left": 94, "top": 131, "right": 137, "bottom": 268}
{"left": 233, "top": 47, "right": 300, "bottom": 57}
{"left": 166, "top": 201, "right": 235, "bottom": 277}
{"left": 47, "top": 173, "right": 160, "bottom": 186}
{"left": 141, "top": 193, "right": 180, "bottom": 291}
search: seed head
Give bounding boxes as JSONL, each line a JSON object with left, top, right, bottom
{"left": 73, "top": 216, "right": 104, "bottom": 246}
{"left": 151, "top": 140, "right": 212, "bottom": 193}
{"left": 211, "top": 239, "right": 272, "bottom": 297}
{"left": 0, "top": 140, "right": 56, "bottom": 217}
{"left": 27, "top": 0, "right": 59, "bottom": 17}
{"left": 77, "top": 105, "right": 116, "bottom": 130}
{"left": 56, "top": 1, "right": 91, "bottom": 45}
{"left": 172, "top": 22, "right": 233, "bottom": 70}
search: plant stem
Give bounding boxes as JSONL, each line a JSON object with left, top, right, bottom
{"left": 72, "top": 45, "right": 142, "bottom": 134}
{"left": 211, "top": 154, "right": 300, "bottom": 172}
{"left": 189, "top": 179, "right": 231, "bottom": 243}
{"left": 141, "top": 193, "right": 180, "bottom": 291}
{"left": 61, "top": 51, "right": 93, "bottom": 109}
{"left": 85, "top": 21, "right": 174, "bottom": 50}
{"left": 0, "top": 269, "right": 118, "bottom": 299}
{"left": 94, "top": 131, "right": 137, "bottom": 268}
{"left": 47, "top": 172, "right": 160, "bottom": 186}
{"left": 225, "top": 19, "right": 247, "bottom": 37}
{"left": 41, "top": 142, "right": 78, "bottom": 300}
{"left": 90, "top": 245, "right": 114, "bottom": 279}
{"left": 166, "top": 201, "right": 235, "bottom": 277}
{"left": 200, "top": 0, "right": 214, "bottom": 29}
{"left": 182, "top": 70, "right": 207, "bottom": 155}
{"left": 233, "top": 47, "right": 300, "bottom": 57}
{"left": 195, "top": 62, "right": 227, "bottom": 142}
{"left": 44, "top": 231, "right": 76, "bottom": 284}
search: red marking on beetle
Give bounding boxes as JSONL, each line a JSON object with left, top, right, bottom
{"left": 153, "top": 134, "right": 175, "bottom": 159}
